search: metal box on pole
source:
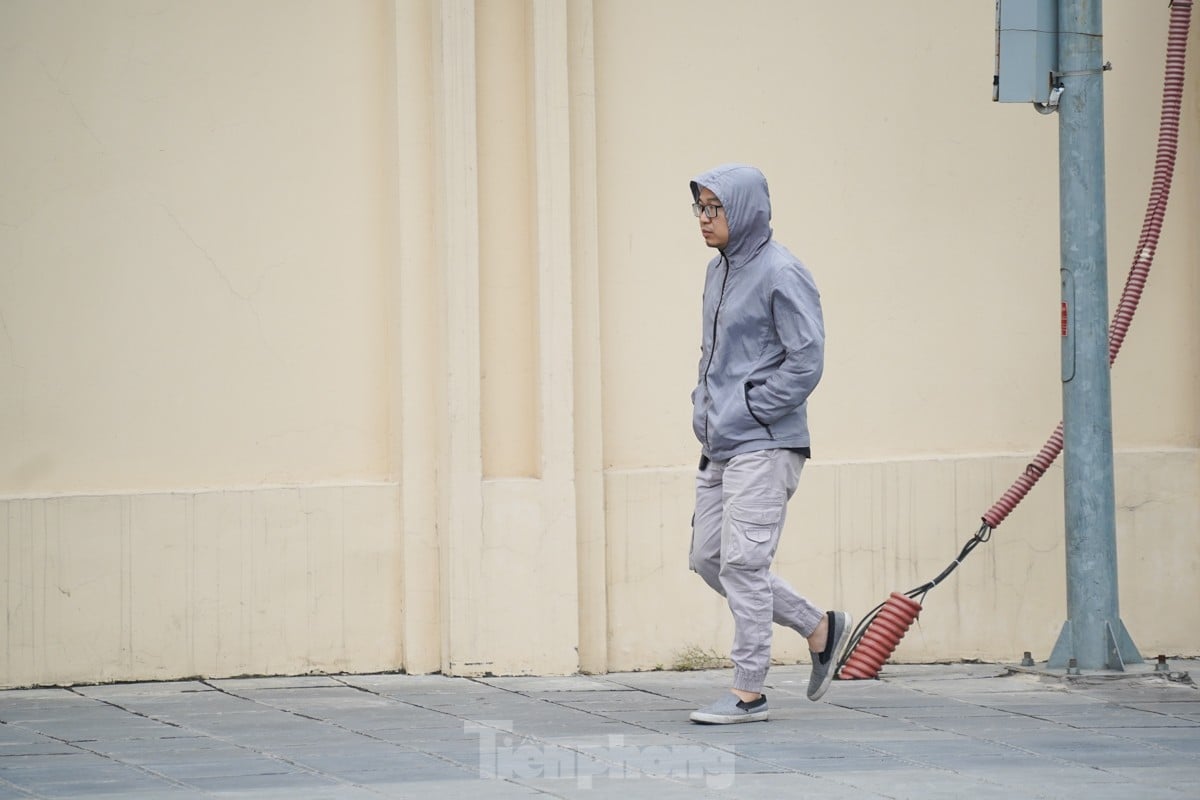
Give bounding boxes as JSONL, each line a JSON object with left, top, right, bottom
{"left": 994, "top": 0, "right": 1059, "bottom": 104}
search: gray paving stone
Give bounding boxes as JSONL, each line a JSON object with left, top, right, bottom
{"left": 341, "top": 762, "right": 481, "bottom": 784}
{"left": 812, "top": 766, "right": 1022, "bottom": 799}
{"left": 0, "top": 757, "right": 187, "bottom": 795}
{"left": 520, "top": 775, "right": 736, "bottom": 798}
{"left": 120, "top": 698, "right": 263, "bottom": 717}
{"left": 77, "top": 735, "right": 227, "bottom": 760}
{"left": 1105, "top": 764, "right": 1200, "bottom": 788}
{"left": 0, "top": 660, "right": 1195, "bottom": 798}
{"left": 338, "top": 673, "right": 467, "bottom": 690}
{"left": 0, "top": 752, "right": 114, "bottom": 780}
{"left": 272, "top": 745, "right": 452, "bottom": 775}
{"left": 226, "top": 687, "right": 392, "bottom": 706}
{"left": 399, "top": 778, "right": 551, "bottom": 799}
{"left": 369, "top": 724, "right": 481, "bottom": 745}
{"left": 0, "top": 740, "right": 78, "bottom": 756}
{"left": 75, "top": 681, "right": 214, "bottom": 699}
{"left": 0, "top": 689, "right": 83, "bottom": 705}
{"left": 470, "top": 720, "right": 633, "bottom": 739}
{"left": 694, "top": 770, "right": 888, "bottom": 798}
{"left": 146, "top": 755, "right": 300, "bottom": 780}
{"left": 851, "top": 736, "right": 1010, "bottom": 760}
{"left": 916, "top": 714, "right": 1069, "bottom": 737}
{"left": 479, "top": 676, "right": 626, "bottom": 692}
{"left": 208, "top": 676, "right": 346, "bottom": 691}
{"left": 136, "top": 746, "right": 272, "bottom": 771}
{"left": 846, "top": 703, "right": 1007, "bottom": 719}
{"left": 777, "top": 718, "right": 933, "bottom": 740}
{"left": 1109, "top": 728, "right": 1200, "bottom": 753}
{"left": 27, "top": 785, "right": 191, "bottom": 800}
{"left": 37, "top": 792, "right": 210, "bottom": 800}
{"left": 183, "top": 770, "right": 343, "bottom": 794}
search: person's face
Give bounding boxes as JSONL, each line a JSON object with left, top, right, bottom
{"left": 696, "top": 187, "right": 729, "bottom": 250}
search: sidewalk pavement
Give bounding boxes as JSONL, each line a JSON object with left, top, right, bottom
{"left": 0, "top": 660, "right": 1196, "bottom": 799}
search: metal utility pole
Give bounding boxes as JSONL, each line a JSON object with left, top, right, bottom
{"left": 1047, "top": 0, "right": 1141, "bottom": 671}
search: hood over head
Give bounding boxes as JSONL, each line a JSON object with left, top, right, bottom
{"left": 690, "top": 163, "right": 773, "bottom": 264}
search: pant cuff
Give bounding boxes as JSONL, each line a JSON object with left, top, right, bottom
{"left": 795, "top": 608, "right": 825, "bottom": 639}
{"left": 733, "top": 666, "right": 769, "bottom": 693}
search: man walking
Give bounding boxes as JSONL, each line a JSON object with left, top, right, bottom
{"left": 686, "top": 163, "right": 851, "bottom": 724}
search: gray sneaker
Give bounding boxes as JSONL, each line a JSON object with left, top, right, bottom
{"left": 689, "top": 692, "right": 769, "bottom": 724}
{"left": 807, "top": 610, "right": 852, "bottom": 701}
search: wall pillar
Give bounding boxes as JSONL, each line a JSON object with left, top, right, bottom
{"left": 565, "top": 0, "right": 609, "bottom": 674}
{"left": 392, "top": 0, "right": 442, "bottom": 675}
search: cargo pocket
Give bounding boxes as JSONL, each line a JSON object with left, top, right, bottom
{"left": 725, "top": 501, "right": 783, "bottom": 568}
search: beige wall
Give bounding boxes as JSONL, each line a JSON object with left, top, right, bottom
{"left": 1, "top": 0, "right": 1196, "bottom": 688}
{"left": 0, "top": 0, "right": 397, "bottom": 493}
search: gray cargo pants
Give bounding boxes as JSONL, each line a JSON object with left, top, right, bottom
{"left": 689, "top": 448, "right": 825, "bottom": 693}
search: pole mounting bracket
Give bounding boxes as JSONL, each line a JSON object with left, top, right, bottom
{"left": 1054, "top": 61, "right": 1114, "bottom": 80}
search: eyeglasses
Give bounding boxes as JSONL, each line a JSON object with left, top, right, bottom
{"left": 692, "top": 202, "right": 724, "bottom": 220}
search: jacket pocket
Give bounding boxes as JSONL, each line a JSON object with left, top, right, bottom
{"left": 743, "top": 382, "right": 773, "bottom": 438}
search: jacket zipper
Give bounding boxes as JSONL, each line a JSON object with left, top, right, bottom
{"left": 700, "top": 254, "right": 730, "bottom": 449}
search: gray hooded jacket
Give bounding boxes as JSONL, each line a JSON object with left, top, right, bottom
{"left": 690, "top": 164, "right": 825, "bottom": 461}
